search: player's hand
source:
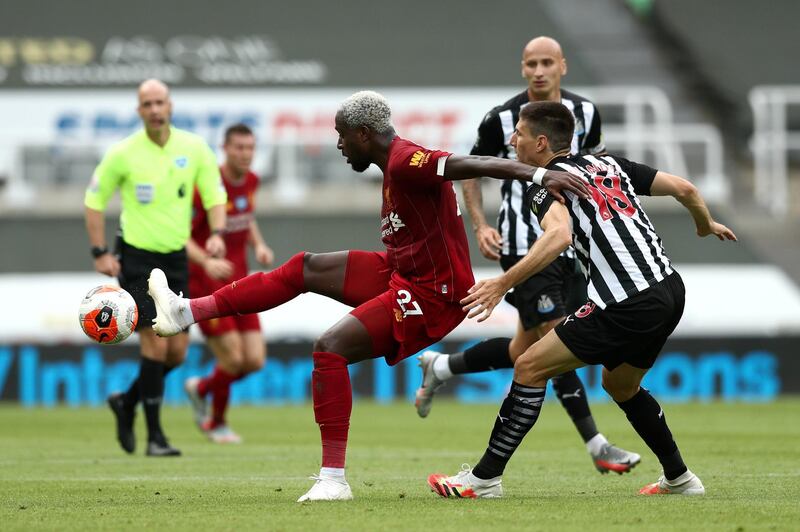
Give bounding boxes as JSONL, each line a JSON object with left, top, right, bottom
{"left": 206, "top": 233, "right": 226, "bottom": 258}
{"left": 698, "top": 221, "right": 737, "bottom": 241}
{"left": 543, "top": 170, "right": 589, "bottom": 203}
{"left": 475, "top": 225, "right": 502, "bottom": 261}
{"left": 460, "top": 276, "right": 512, "bottom": 323}
{"left": 94, "top": 253, "right": 121, "bottom": 277}
{"left": 203, "top": 257, "right": 234, "bottom": 280}
{"left": 255, "top": 243, "right": 275, "bottom": 266}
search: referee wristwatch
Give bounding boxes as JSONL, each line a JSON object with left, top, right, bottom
{"left": 91, "top": 245, "right": 109, "bottom": 258}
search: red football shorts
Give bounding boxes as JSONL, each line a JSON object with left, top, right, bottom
{"left": 345, "top": 251, "right": 467, "bottom": 365}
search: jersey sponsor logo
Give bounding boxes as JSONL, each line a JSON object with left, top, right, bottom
{"left": 234, "top": 195, "right": 249, "bottom": 212}
{"left": 135, "top": 183, "right": 154, "bottom": 204}
{"left": 408, "top": 150, "right": 431, "bottom": 168}
{"left": 174, "top": 156, "right": 188, "bottom": 169}
{"left": 380, "top": 211, "right": 405, "bottom": 238}
{"left": 390, "top": 212, "right": 405, "bottom": 230}
{"left": 537, "top": 294, "right": 555, "bottom": 313}
{"left": 575, "top": 302, "right": 596, "bottom": 318}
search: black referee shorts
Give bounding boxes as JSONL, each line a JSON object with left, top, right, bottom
{"left": 501, "top": 255, "right": 584, "bottom": 330}
{"left": 117, "top": 239, "right": 188, "bottom": 330}
{"left": 554, "top": 271, "right": 686, "bottom": 371}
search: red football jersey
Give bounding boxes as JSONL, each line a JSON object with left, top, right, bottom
{"left": 381, "top": 137, "right": 474, "bottom": 303}
{"left": 190, "top": 168, "right": 259, "bottom": 283}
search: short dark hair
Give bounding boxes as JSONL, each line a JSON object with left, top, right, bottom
{"left": 518, "top": 101, "right": 574, "bottom": 153}
{"left": 224, "top": 123, "right": 254, "bottom": 144}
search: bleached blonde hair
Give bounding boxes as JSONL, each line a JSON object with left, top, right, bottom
{"left": 338, "top": 90, "right": 393, "bottom": 134}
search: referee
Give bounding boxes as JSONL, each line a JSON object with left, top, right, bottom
{"left": 84, "top": 79, "right": 228, "bottom": 456}
{"left": 415, "top": 37, "right": 640, "bottom": 473}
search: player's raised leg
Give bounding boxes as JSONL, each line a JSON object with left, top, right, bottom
{"left": 603, "top": 364, "right": 704, "bottom": 495}
{"left": 149, "top": 251, "right": 369, "bottom": 337}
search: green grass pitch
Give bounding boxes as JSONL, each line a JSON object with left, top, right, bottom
{"left": 1, "top": 399, "right": 799, "bottom": 531}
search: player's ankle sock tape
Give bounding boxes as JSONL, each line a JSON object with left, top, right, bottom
{"left": 615, "top": 388, "right": 685, "bottom": 473}
{"left": 139, "top": 357, "right": 166, "bottom": 439}
{"left": 473, "top": 381, "right": 545, "bottom": 479}
{"left": 451, "top": 337, "right": 512, "bottom": 375}
{"left": 551, "top": 370, "right": 596, "bottom": 441}
{"left": 312, "top": 352, "right": 351, "bottom": 469}
{"left": 210, "top": 252, "right": 306, "bottom": 317}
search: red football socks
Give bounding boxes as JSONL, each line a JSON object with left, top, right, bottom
{"left": 197, "top": 365, "right": 241, "bottom": 425}
{"left": 312, "top": 352, "right": 352, "bottom": 469}
{"left": 190, "top": 252, "right": 306, "bottom": 321}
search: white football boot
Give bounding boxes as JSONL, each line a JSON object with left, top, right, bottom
{"left": 427, "top": 464, "right": 503, "bottom": 499}
{"left": 297, "top": 475, "right": 353, "bottom": 502}
{"left": 148, "top": 268, "right": 192, "bottom": 336}
{"left": 639, "top": 470, "right": 705, "bottom": 495}
{"left": 414, "top": 350, "right": 448, "bottom": 418}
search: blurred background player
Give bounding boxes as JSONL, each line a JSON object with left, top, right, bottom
{"left": 146, "top": 91, "right": 589, "bottom": 501}
{"left": 84, "top": 79, "right": 227, "bottom": 456}
{"left": 415, "top": 36, "right": 640, "bottom": 474}
{"left": 184, "top": 123, "right": 275, "bottom": 444}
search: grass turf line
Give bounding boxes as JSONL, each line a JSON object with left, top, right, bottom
{"left": 1, "top": 399, "right": 799, "bottom": 531}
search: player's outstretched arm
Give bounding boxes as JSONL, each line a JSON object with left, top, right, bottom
{"left": 650, "top": 171, "right": 737, "bottom": 241}
{"left": 460, "top": 202, "right": 572, "bottom": 322}
{"left": 443, "top": 155, "right": 589, "bottom": 203}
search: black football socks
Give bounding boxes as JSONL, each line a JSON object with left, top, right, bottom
{"left": 616, "top": 388, "right": 687, "bottom": 480}
{"left": 551, "top": 370, "right": 599, "bottom": 443}
{"left": 447, "top": 338, "right": 513, "bottom": 375}
{"left": 473, "top": 382, "right": 546, "bottom": 480}
{"left": 139, "top": 357, "right": 167, "bottom": 443}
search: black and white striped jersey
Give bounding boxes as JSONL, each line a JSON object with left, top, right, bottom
{"left": 527, "top": 153, "right": 673, "bottom": 309}
{"left": 471, "top": 89, "right": 604, "bottom": 256}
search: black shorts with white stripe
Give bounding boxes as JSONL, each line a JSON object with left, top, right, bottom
{"left": 554, "top": 271, "right": 685, "bottom": 370}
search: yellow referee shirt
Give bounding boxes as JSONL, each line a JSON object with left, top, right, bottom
{"left": 85, "top": 127, "right": 227, "bottom": 254}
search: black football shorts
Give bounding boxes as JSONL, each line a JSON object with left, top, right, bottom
{"left": 117, "top": 238, "right": 188, "bottom": 330}
{"left": 500, "top": 255, "right": 585, "bottom": 330}
{"left": 554, "top": 271, "right": 686, "bottom": 370}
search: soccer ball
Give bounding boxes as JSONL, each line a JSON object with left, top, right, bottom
{"left": 79, "top": 285, "right": 139, "bottom": 344}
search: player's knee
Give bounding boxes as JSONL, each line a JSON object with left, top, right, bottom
{"left": 513, "top": 349, "right": 547, "bottom": 383}
{"left": 508, "top": 337, "right": 528, "bottom": 361}
{"left": 313, "top": 329, "right": 343, "bottom": 355}
{"left": 601, "top": 372, "right": 638, "bottom": 402}
{"left": 242, "top": 355, "right": 265, "bottom": 374}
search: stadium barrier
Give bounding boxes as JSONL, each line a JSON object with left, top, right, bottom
{"left": 750, "top": 85, "right": 800, "bottom": 216}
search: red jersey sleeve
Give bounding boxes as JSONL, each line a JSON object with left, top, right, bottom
{"left": 388, "top": 141, "right": 451, "bottom": 191}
